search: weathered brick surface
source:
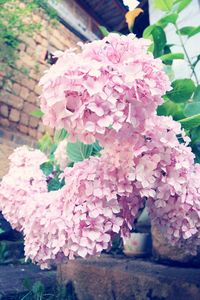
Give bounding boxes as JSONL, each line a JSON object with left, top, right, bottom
{"left": 0, "top": 118, "right": 9, "bottom": 127}
{"left": 0, "top": 3, "right": 84, "bottom": 139}
{"left": 23, "top": 102, "right": 37, "bottom": 114}
{"left": 58, "top": 256, "right": 200, "bottom": 300}
{"left": 20, "top": 86, "right": 29, "bottom": 100}
{"left": 12, "top": 83, "right": 21, "bottom": 96}
{"left": 28, "top": 128, "right": 37, "bottom": 138}
{"left": 18, "top": 124, "right": 28, "bottom": 134}
{"left": 0, "top": 104, "right": 9, "bottom": 117}
{"left": 9, "top": 109, "right": 20, "bottom": 122}
{"left": 0, "top": 92, "right": 24, "bottom": 110}
{"left": 29, "top": 116, "right": 39, "bottom": 128}
{"left": 20, "top": 112, "right": 29, "bottom": 125}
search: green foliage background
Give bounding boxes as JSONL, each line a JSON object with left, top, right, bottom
{"left": 0, "top": 0, "right": 57, "bottom": 89}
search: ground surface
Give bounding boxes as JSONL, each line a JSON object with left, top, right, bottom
{"left": 0, "top": 264, "right": 56, "bottom": 299}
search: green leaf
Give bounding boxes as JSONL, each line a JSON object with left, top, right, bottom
{"left": 143, "top": 25, "right": 155, "bottom": 38}
{"left": 193, "top": 85, "right": 200, "bottom": 102}
{"left": 179, "top": 26, "right": 200, "bottom": 37}
{"left": 22, "top": 278, "right": 32, "bottom": 290}
{"left": 160, "top": 52, "right": 184, "bottom": 63}
{"left": 32, "top": 281, "right": 44, "bottom": 296}
{"left": 184, "top": 102, "right": 200, "bottom": 117}
{"left": 92, "top": 140, "right": 103, "bottom": 156}
{"left": 179, "top": 114, "right": 200, "bottom": 130}
{"left": 157, "top": 13, "right": 178, "bottom": 28}
{"left": 177, "top": 0, "right": 192, "bottom": 13}
{"left": 54, "top": 129, "right": 68, "bottom": 144}
{"left": 157, "top": 100, "right": 185, "bottom": 120}
{"left": 151, "top": 26, "right": 167, "bottom": 58}
{"left": 190, "top": 126, "right": 200, "bottom": 144}
{"left": 166, "top": 79, "right": 196, "bottom": 103}
{"left": 48, "top": 177, "right": 65, "bottom": 192}
{"left": 67, "top": 141, "right": 93, "bottom": 163}
{"left": 40, "top": 161, "right": 53, "bottom": 176}
{"left": 162, "top": 45, "right": 172, "bottom": 65}
{"left": 193, "top": 55, "right": 200, "bottom": 68}
{"left": 30, "top": 109, "right": 44, "bottom": 118}
{"left": 37, "top": 133, "right": 53, "bottom": 153}
{"left": 99, "top": 26, "right": 110, "bottom": 37}
{"left": 154, "top": 0, "right": 173, "bottom": 11}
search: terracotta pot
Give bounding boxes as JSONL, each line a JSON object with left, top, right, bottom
{"left": 151, "top": 224, "right": 200, "bottom": 266}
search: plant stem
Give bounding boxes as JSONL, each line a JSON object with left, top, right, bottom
{"left": 175, "top": 23, "right": 199, "bottom": 85}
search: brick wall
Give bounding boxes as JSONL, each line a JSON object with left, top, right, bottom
{"left": 0, "top": 5, "right": 84, "bottom": 140}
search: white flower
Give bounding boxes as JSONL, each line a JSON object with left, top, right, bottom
{"left": 123, "top": 0, "right": 139, "bottom": 10}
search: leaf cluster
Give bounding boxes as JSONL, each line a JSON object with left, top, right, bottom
{"left": 0, "top": 0, "right": 57, "bottom": 89}
{"left": 144, "top": 0, "right": 200, "bottom": 161}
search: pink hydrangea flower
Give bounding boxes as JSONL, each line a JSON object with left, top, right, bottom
{"left": 39, "top": 33, "right": 171, "bottom": 145}
{"left": 0, "top": 146, "right": 48, "bottom": 231}
{"left": 1, "top": 34, "right": 200, "bottom": 268}
{"left": 54, "top": 139, "right": 69, "bottom": 170}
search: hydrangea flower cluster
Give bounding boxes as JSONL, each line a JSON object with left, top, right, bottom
{"left": 54, "top": 139, "right": 69, "bottom": 170}
{"left": 0, "top": 33, "right": 200, "bottom": 268}
{"left": 0, "top": 146, "right": 47, "bottom": 231}
{"left": 40, "top": 33, "right": 170, "bottom": 144}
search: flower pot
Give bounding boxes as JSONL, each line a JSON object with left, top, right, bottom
{"left": 151, "top": 224, "right": 200, "bottom": 266}
{"left": 123, "top": 232, "right": 152, "bottom": 257}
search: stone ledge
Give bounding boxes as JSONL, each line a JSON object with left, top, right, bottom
{"left": 58, "top": 256, "right": 200, "bottom": 300}
{"left": 0, "top": 264, "right": 56, "bottom": 299}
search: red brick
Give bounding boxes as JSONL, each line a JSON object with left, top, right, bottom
{"left": 21, "top": 78, "right": 36, "bottom": 91}
{"left": 37, "top": 131, "right": 43, "bottom": 139}
{"left": 0, "top": 104, "right": 9, "bottom": 117}
{"left": 35, "top": 45, "right": 47, "bottom": 62}
{"left": 29, "top": 69, "right": 41, "bottom": 81}
{"left": 34, "top": 34, "right": 43, "bottom": 45}
{"left": 20, "top": 112, "right": 29, "bottom": 125}
{"left": 0, "top": 117, "right": 9, "bottom": 127}
{"left": 18, "top": 43, "right": 26, "bottom": 52}
{"left": 20, "top": 52, "right": 35, "bottom": 68}
{"left": 28, "top": 128, "right": 37, "bottom": 138}
{"left": 18, "top": 124, "right": 28, "bottom": 134}
{"left": 27, "top": 92, "right": 36, "bottom": 104}
{"left": 29, "top": 116, "right": 39, "bottom": 128}
{"left": 34, "top": 84, "right": 42, "bottom": 96}
{"left": 20, "top": 86, "right": 29, "bottom": 100}
{"left": 38, "top": 122, "right": 45, "bottom": 133}
{"left": 9, "top": 108, "right": 20, "bottom": 122}
{"left": 40, "top": 27, "right": 48, "bottom": 39}
{"left": 12, "top": 83, "right": 21, "bottom": 96}
{"left": 26, "top": 46, "right": 35, "bottom": 56}
{"left": 0, "top": 92, "right": 24, "bottom": 110}
{"left": 23, "top": 36, "right": 36, "bottom": 49}
{"left": 12, "top": 71, "right": 26, "bottom": 85}
{"left": 23, "top": 102, "right": 37, "bottom": 114}
{"left": 50, "top": 36, "right": 64, "bottom": 50}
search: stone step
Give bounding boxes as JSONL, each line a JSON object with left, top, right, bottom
{"left": 58, "top": 256, "right": 200, "bottom": 300}
{"left": 0, "top": 264, "right": 56, "bottom": 300}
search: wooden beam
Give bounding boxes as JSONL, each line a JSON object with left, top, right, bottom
{"left": 112, "top": 0, "right": 127, "bottom": 14}
{"left": 74, "top": 0, "right": 113, "bottom": 31}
